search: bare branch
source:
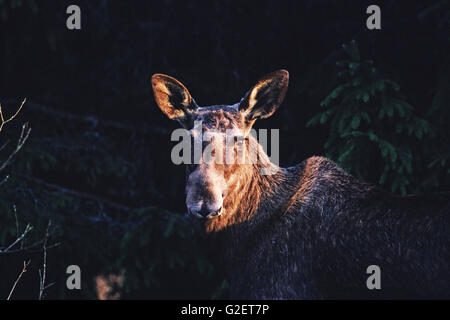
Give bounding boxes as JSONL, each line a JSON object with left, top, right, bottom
{"left": 0, "top": 122, "right": 31, "bottom": 173}
{"left": 0, "top": 99, "right": 29, "bottom": 183}
{"left": 0, "top": 224, "right": 33, "bottom": 253}
{"left": 2, "top": 240, "right": 60, "bottom": 255}
{"left": 7, "top": 260, "right": 31, "bottom": 300}
{"left": 38, "top": 220, "right": 52, "bottom": 300}
{"left": 12, "top": 205, "right": 20, "bottom": 242}
{"left": 0, "top": 174, "right": 9, "bottom": 186}
{"left": 0, "top": 98, "right": 26, "bottom": 133}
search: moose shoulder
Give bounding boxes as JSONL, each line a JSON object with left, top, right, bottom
{"left": 151, "top": 70, "right": 450, "bottom": 299}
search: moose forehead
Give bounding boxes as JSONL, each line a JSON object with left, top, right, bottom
{"left": 191, "top": 104, "right": 242, "bottom": 131}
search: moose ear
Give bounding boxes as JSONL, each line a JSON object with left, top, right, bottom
{"left": 151, "top": 74, "right": 198, "bottom": 125}
{"left": 239, "top": 70, "right": 289, "bottom": 121}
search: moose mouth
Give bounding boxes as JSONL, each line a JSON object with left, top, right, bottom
{"left": 187, "top": 207, "right": 223, "bottom": 219}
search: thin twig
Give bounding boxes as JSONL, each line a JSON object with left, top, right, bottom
{"left": 0, "top": 122, "right": 31, "bottom": 173}
{"left": 38, "top": 220, "right": 51, "bottom": 300}
{"left": 11, "top": 205, "right": 21, "bottom": 249}
{"left": 13, "top": 205, "right": 19, "bottom": 238}
{"left": 2, "top": 240, "right": 60, "bottom": 255}
{"left": 0, "top": 174, "right": 9, "bottom": 186}
{"left": 0, "top": 224, "right": 33, "bottom": 253}
{"left": 7, "top": 260, "right": 31, "bottom": 300}
{"left": 0, "top": 140, "right": 9, "bottom": 152}
{"left": 0, "top": 99, "right": 30, "bottom": 177}
{"left": 0, "top": 98, "right": 26, "bottom": 133}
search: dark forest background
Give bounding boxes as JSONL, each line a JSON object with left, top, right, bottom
{"left": 0, "top": 0, "right": 449, "bottom": 299}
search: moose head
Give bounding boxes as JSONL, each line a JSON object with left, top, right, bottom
{"left": 152, "top": 70, "right": 289, "bottom": 220}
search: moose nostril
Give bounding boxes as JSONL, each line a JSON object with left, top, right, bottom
{"left": 193, "top": 206, "right": 222, "bottom": 218}
{"left": 209, "top": 207, "right": 222, "bottom": 217}
{"left": 198, "top": 207, "right": 210, "bottom": 217}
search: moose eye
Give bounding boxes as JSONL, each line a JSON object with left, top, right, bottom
{"left": 234, "top": 136, "right": 245, "bottom": 147}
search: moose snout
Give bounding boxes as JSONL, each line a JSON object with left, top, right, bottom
{"left": 189, "top": 205, "right": 223, "bottom": 219}
{"left": 186, "top": 166, "right": 227, "bottom": 219}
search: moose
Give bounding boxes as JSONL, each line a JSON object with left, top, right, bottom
{"left": 151, "top": 70, "right": 450, "bottom": 299}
